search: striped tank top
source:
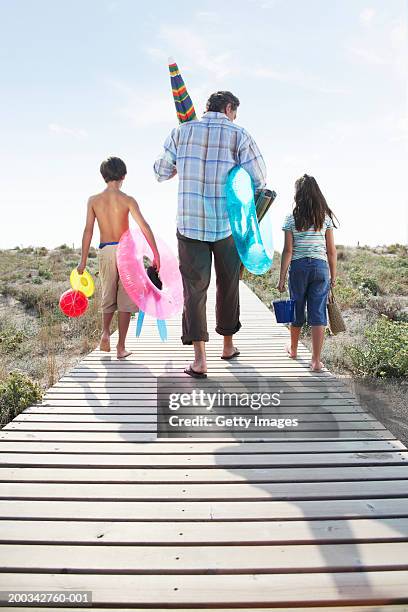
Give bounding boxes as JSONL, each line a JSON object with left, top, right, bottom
{"left": 282, "top": 213, "right": 334, "bottom": 261}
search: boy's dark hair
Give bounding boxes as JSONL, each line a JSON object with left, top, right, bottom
{"left": 100, "top": 157, "right": 127, "bottom": 183}
{"left": 293, "top": 174, "right": 339, "bottom": 231}
{"left": 206, "top": 91, "right": 240, "bottom": 113}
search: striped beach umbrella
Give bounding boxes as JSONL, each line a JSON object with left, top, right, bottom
{"left": 168, "top": 57, "right": 197, "bottom": 124}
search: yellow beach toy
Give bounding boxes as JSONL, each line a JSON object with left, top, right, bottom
{"left": 70, "top": 268, "right": 95, "bottom": 298}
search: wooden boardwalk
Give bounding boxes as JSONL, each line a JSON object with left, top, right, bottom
{"left": 1, "top": 281, "right": 408, "bottom": 610}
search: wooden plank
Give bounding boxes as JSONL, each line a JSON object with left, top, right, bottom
{"left": 57, "top": 378, "right": 348, "bottom": 387}
{"left": 43, "top": 391, "right": 357, "bottom": 401}
{"left": 1, "top": 571, "right": 408, "bottom": 606}
{"left": 2, "top": 430, "right": 390, "bottom": 443}
{"left": 25, "top": 417, "right": 369, "bottom": 430}
{"left": 2, "top": 479, "right": 408, "bottom": 501}
{"left": 1, "top": 497, "right": 408, "bottom": 520}
{"left": 1, "top": 450, "right": 405, "bottom": 466}
{"left": 21, "top": 406, "right": 375, "bottom": 417}
{"left": 1, "top": 517, "right": 407, "bottom": 544}
{"left": 62, "top": 372, "right": 340, "bottom": 379}
{"left": 3, "top": 607, "right": 408, "bottom": 612}
{"left": 14, "top": 409, "right": 369, "bottom": 421}
{"left": 2, "top": 542, "right": 408, "bottom": 573}
{"left": 1, "top": 440, "right": 402, "bottom": 452}
{"left": 1, "top": 465, "right": 408, "bottom": 483}
{"left": 2, "top": 416, "right": 380, "bottom": 431}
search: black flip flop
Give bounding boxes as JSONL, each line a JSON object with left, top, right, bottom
{"left": 221, "top": 350, "right": 241, "bottom": 360}
{"left": 184, "top": 366, "right": 208, "bottom": 379}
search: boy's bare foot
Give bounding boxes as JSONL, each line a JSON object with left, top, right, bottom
{"left": 117, "top": 347, "right": 132, "bottom": 359}
{"left": 100, "top": 334, "right": 110, "bottom": 352}
{"left": 286, "top": 345, "right": 297, "bottom": 359}
{"left": 311, "top": 360, "right": 324, "bottom": 372}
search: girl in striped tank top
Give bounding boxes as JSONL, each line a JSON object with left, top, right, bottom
{"left": 277, "top": 174, "right": 338, "bottom": 372}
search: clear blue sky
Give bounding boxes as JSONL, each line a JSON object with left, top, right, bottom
{"left": 1, "top": 0, "right": 406, "bottom": 250}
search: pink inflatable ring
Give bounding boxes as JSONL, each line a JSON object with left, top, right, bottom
{"left": 117, "top": 228, "right": 183, "bottom": 320}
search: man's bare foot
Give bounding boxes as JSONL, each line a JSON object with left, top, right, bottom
{"left": 189, "top": 359, "right": 207, "bottom": 374}
{"left": 221, "top": 346, "right": 240, "bottom": 360}
{"left": 100, "top": 334, "right": 110, "bottom": 352}
{"left": 311, "top": 360, "right": 324, "bottom": 372}
{"left": 286, "top": 345, "right": 297, "bottom": 359}
{"left": 117, "top": 347, "right": 132, "bottom": 359}
{"left": 184, "top": 364, "right": 207, "bottom": 378}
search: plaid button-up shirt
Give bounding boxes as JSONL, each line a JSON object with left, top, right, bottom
{"left": 153, "top": 111, "right": 267, "bottom": 242}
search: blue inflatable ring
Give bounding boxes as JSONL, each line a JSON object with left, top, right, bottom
{"left": 225, "top": 166, "right": 274, "bottom": 275}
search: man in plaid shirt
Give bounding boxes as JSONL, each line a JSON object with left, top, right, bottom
{"left": 154, "top": 91, "right": 267, "bottom": 378}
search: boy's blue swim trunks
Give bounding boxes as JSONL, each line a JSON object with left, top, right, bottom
{"left": 288, "top": 257, "right": 330, "bottom": 326}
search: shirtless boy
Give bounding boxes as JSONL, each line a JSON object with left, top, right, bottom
{"left": 77, "top": 156, "right": 160, "bottom": 359}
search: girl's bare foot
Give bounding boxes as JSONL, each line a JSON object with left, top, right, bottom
{"left": 311, "top": 360, "right": 324, "bottom": 372}
{"left": 286, "top": 345, "right": 297, "bottom": 359}
{"left": 100, "top": 334, "right": 110, "bottom": 352}
{"left": 117, "top": 346, "right": 132, "bottom": 359}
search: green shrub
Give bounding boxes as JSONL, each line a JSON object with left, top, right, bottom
{"left": 386, "top": 243, "right": 408, "bottom": 256}
{"left": 12, "top": 284, "right": 61, "bottom": 314}
{"left": 38, "top": 267, "right": 52, "bottom": 279}
{"left": 348, "top": 267, "right": 380, "bottom": 295}
{"left": 359, "top": 278, "right": 380, "bottom": 296}
{"left": 32, "top": 277, "right": 43, "bottom": 284}
{"left": 35, "top": 247, "right": 48, "bottom": 256}
{"left": 0, "top": 322, "right": 27, "bottom": 353}
{"left": 369, "top": 296, "right": 408, "bottom": 322}
{"left": 348, "top": 267, "right": 364, "bottom": 286}
{"left": 0, "top": 372, "right": 43, "bottom": 426}
{"left": 347, "top": 316, "right": 408, "bottom": 378}
{"left": 337, "top": 249, "right": 347, "bottom": 261}
{"left": 335, "top": 282, "right": 367, "bottom": 309}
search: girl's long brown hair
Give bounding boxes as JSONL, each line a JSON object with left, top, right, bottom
{"left": 293, "top": 174, "right": 339, "bottom": 231}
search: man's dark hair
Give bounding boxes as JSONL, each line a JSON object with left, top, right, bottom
{"left": 100, "top": 157, "right": 127, "bottom": 183}
{"left": 206, "top": 91, "right": 240, "bottom": 113}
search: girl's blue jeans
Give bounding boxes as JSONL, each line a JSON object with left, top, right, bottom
{"left": 288, "top": 257, "right": 330, "bottom": 327}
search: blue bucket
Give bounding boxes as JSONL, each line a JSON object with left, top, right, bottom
{"left": 273, "top": 298, "right": 296, "bottom": 323}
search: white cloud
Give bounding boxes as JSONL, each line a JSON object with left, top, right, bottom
{"left": 48, "top": 123, "right": 88, "bottom": 138}
{"left": 106, "top": 78, "right": 174, "bottom": 127}
{"left": 390, "top": 17, "right": 408, "bottom": 77}
{"left": 121, "top": 96, "right": 174, "bottom": 127}
{"left": 248, "top": 0, "right": 279, "bottom": 8}
{"left": 105, "top": 1, "right": 118, "bottom": 12}
{"left": 347, "top": 45, "right": 387, "bottom": 66}
{"left": 145, "top": 46, "right": 168, "bottom": 63}
{"left": 254, "top": 67, "right": 288, "bottom": 81}
{"left": 324, "top": 111, "right": 408, "bottom": 145}
{"left": 323, "top": 120, "right": 356, "bottom": 145}
{"left": 196, "top": 11, "right": 219, "bottom": 21}
{"left": 254, "top": 66, "right": 347, "bottom": 94}
{"left": 360, "top": 7, "right": 376, "bottom": 25}
{"left": 150, "top": 24, "right": 235, "bottom": 81}
{"left": 383, "top": 112, "right": 408, "bottom": 142}
{"left": 347, "top": 10, "right": 407, "bottom": 78}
